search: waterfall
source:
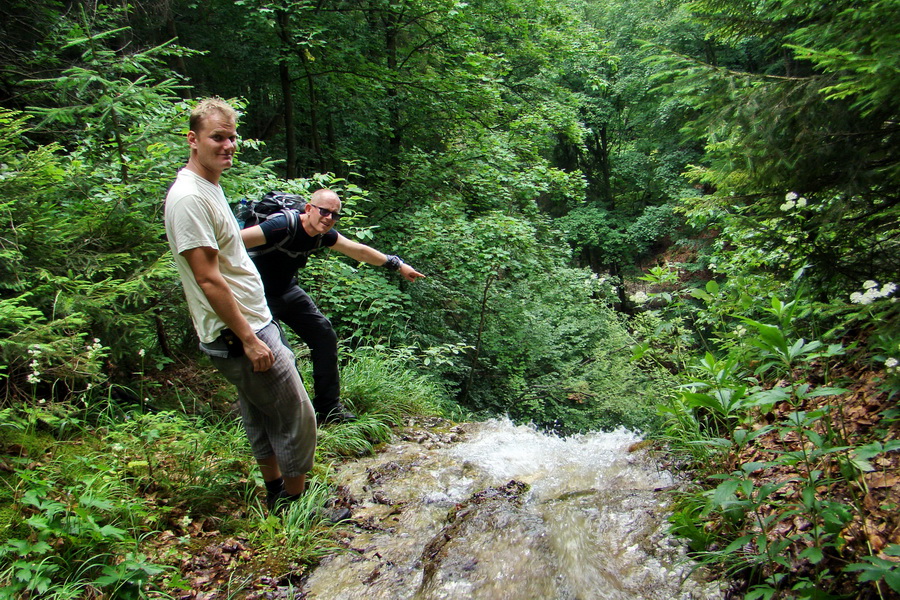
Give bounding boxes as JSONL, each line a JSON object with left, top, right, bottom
{"left": 304, "top": 418, "right": 725, "bottom": 599}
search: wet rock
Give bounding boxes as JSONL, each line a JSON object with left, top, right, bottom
{"left": 304, "top": 418, "right": 726, "bottom": 600}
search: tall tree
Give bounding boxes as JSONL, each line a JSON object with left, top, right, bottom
{"left": 551, "top": 0, "right": 705, "bottom": 282}
{"left": 648, "top": 0, "right": 900, "bottom": 295}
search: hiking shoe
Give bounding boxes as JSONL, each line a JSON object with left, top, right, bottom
{"left": 266, "top": 486, "right": 285, "bottom": 511}
{"left": 315, "top": 403, "right": 357, "bottom": 425}
{"left": 270, "top": 492, "right": 352, "bottom": 523}
{"left": 268, "top": 489, "right": 298, "bottom": 515}
{"left": 315, "top": 506, "right": 353, "bottom": 524}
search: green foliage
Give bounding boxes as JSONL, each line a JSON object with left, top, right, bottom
{"left": 306, "top": 348, "right": 449, "bottom": 461}
{"left": 0, "top": 346, "right": 446, "bottom": 596}
{"left": 399, "top": 202, "right": 667, "bottom": 432}
{"left": 0, "top": 414, "right": 170, "bottom": 598}
{"left": 334, "top": 348, "right": 448, "bottom": 424}
{"left": 549, "top": 0, "right": 703, "bottom": 277}
{"left": 558, "top": 204, "right": 679, "bottom": 272}
{"left": 245, "top": 476, "right": 347, "bottom": 569}
{"left": 103, "top": 410, "right": 255, "bottom": 512}
{"left": 844, "top": 544, "right": 900, "bottom": 595}
{"left": 647, "top": 0, "right": 900, "bottom": 298}
{"left": 658, "top": 290, "right": 895, "bottom": 597}
{"left": 0, "top": 9, "right": 197, "bottom": 403}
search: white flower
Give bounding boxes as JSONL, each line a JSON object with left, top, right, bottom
{"left": 785, "top": 192, "right": 799, "bottom": 201}
{"left": 780, "top": 200, "right": 796, "bottom": 211}
{"left": 138, "top": 349, "right": 146, "bottom": 358}
{"left": 886, "top": 357, "right": 899, "bottom": 368}
{"left": 27, "top": 373, "right": 41, "bottom": 384}
{"left": 850, "top": 280, "right": 897, "bottom": 305}
{"left": 850, "top": 291, "right": 874, "bottom": 305}
{"left": 630, "top": 291, "right": 649, "bottom": 304}
{"left": 796, "top": 197, "right": 807, "bottom": 208}
{"left": 735, "top": 325, "right": 747, "bottom": 337}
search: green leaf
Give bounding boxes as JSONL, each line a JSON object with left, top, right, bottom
{"left": 723, "top": 534, "right": 756, "bottom": 554}
{"left": 806, "top": 386, "right": 848, "bottom": 398}
{"left": 98, "top": 524, "right": 127, "bottom": 540}
{"left": 690, "top": 288, "right": 713, "bottom": 302}
{"left": 712, "top": 479, "right": 740, "bottom": 509}
{"left": 741, "top": 462, "right": 770, "bottom": 474}
{"left": 854, "top": 441, "right": 900, "bottom": 461}
{"left": 745, "top": 585, "right": 777, "bottom": 600}
{"left": 799, "top": 546, "right": 824, "bottom": 564}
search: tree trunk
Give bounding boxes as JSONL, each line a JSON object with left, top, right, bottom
{"left": 165, "top": 16, "right": 191, "bottom": 99}
{"left": 384, "top": 12, "right": 402, "bottom": 162}
{"left": 276, "top": 10, "right": 298, "bottom": 178}
{"left": 298, "top": 49, "right": 324, "bottom": 173}
{"left": 460, "top": 274, "right": 496, "bottom": 405}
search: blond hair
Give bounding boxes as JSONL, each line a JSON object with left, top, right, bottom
{"left": 189, "top": 98, "right": 238, "bottom": 133}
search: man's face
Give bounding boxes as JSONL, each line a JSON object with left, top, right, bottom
{"left": 188, "top": 112, "right": 237, "bottom": 177}
{"left": 306, "top": 193, "right": 342, "bottom": 234}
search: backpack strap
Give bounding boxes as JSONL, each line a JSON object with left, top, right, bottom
{"left": 248, "top": 208, "right": 324, "bottom": 260}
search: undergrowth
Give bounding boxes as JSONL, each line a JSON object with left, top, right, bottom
{"left": 0, "top": 348, "right": 446, "bottom": 598}
{"left": 639, "top": 270, "right": 900, "bottom": 599}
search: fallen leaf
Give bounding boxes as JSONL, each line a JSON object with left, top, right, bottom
{"left": 865, "top": 472, "right": 899, "bottom": 488}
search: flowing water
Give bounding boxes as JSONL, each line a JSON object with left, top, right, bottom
{"left": 304, "top": 418, "right": 725, "bottom": 599}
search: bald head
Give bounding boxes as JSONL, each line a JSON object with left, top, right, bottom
{"left": 303, "top": 188, "right": 343, "bottom": 235}
{"left": 310, "top": 189, "right": 340, "bottom": 205}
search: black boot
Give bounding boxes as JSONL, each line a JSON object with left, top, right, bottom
{"left": 315, "top": 401, "right": 357, "bottom": 425}
{"left": 270, "top": 490, "right": 353, "bottom": 523}
{"left": 264, "top": 477, "right": 285, "bottom": 511}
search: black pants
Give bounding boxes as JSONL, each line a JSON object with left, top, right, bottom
{"left": 267, "top": 284, "right": 340, "bottom": 413}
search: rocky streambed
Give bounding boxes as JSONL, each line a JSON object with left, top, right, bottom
{"left": 302, "top": 417, "right": 725, "bottom": 600}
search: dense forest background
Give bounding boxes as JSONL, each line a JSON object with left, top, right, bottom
{"left": 0, "top": 0, "right": 898, "bottom": 598}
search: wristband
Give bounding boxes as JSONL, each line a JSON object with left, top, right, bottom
{"left": 384, "top": 255, "right": 404, "bottom": 271}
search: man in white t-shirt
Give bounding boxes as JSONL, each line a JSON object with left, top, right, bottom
{"left": 164, "top": 98, "right": 344, "bottom": 517}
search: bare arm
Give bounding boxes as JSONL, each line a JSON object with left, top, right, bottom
{"left": 331, "top": 233, "right": 425, "bottom": 282}
{"left": 182, "top": 246, "right": 274, "bottom": 372}
{"left": 241, "top": 225, "right": 267, "bottom": 249}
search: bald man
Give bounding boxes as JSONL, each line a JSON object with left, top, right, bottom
{"left": 241, "top": 189, "right": 425, "bottom": 425}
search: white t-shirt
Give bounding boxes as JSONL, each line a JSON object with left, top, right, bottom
{"left": 164, "top": 168, "right": 272, "bottom": 343}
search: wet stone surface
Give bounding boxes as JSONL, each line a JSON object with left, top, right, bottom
{"left": 304, "top": 418, "right": 725, "bottom": 600}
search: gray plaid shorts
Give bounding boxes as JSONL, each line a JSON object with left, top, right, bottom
{"left": 208, "top": 321, "right": 316, "bottom": 477}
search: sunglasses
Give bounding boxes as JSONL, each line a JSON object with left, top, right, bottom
{"left": 309, "top": 204, "right": 342, "bottom": 221}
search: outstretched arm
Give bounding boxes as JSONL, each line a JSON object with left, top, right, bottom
{"left": 241, "top": 225, "right": 267, "bottom": 249}
{"left": 331, "top": 233, "right": 425, "bottom": 282}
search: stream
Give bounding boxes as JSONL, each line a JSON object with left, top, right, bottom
{"left": 304, "top": 417, "right": 726, "bottom": 599}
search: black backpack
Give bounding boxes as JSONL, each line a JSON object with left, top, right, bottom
{"left": 236, "top": 191, "right": 311, "bottom": 258}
